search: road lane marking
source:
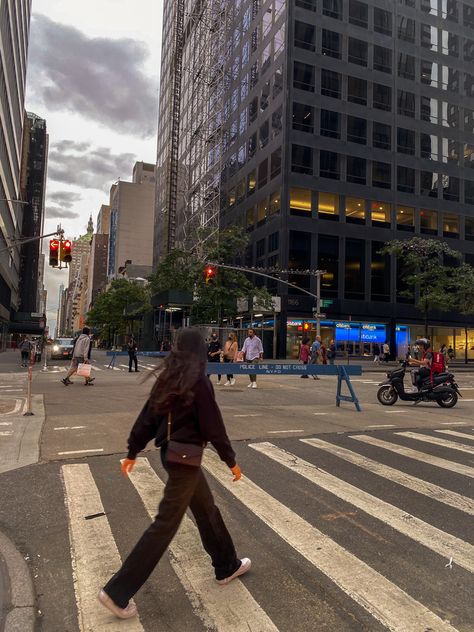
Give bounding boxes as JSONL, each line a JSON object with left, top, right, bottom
{"left": 203, "top": 450, "right": 459, "bottom": 632}
{"left": 0, "top": 399, "right": 23, "bottom": 416}
{"left": 440, "top": 422, "right": 468, "bottom": 425}
{"left": 396, "top": 432, "right": 474, "bottom": 456}
{"left": 0, "top": 422, "right": 12, "bottom": 426}
{"left": 54, "top": 426, "right": 87, "bottom": 431}
{"left": 312, "top": 412, "right": 329, "bottom": 416}
{"left": 384, "top": 410, "right": 408, "bottom": 414}
{"left": 367, "top": 424, "right": 396, "bottom": 428}
{"left": 268, "top": 430, "right": 304, "bottom": 434}
{"left": 104, "top": 364, "right": 121, "bottom": 371}
{"left": 459, "top": 399, "right": 474, "bottom": 402}
{"left": 0, "top": 431, "right": 14, "bottom": 436}
{"left": 350, "top": 435, "right": 474, "bottom": 479}
{"left": 128, "top": 458, "right": 278, "bottom": 632}
{"left": 61, "top": 464, "right": 144, "bottom": 632}
{"left": 58, "top": 449, "right": 104, "bottom": 456}
{"left": 434, "top": 429, "right": 474, "bottom": 441}
{"left": 233, "top": 414, "right": 262, "bottom": 418}
{"left": 250, "top": 442, "right": 474, "bottom": 574}
{"left": 302, "top": 438, "right": 474, "bottom": 516}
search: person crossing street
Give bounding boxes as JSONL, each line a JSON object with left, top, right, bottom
{"left": 127, "top": 335, "right": 139, "bottom": 373}
{"left": 241, "top": 328, "right": 263, "bottom": 388}
{"left": 62, "top": 327, "right": 95, "bottom": 386}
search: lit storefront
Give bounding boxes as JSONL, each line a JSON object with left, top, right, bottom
{"left": 398, "top": 325, "right": 474, "bottom": 361}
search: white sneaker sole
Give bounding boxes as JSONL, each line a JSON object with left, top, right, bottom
{"left": 216, "top": 558, "right": 251, "bottom": 585}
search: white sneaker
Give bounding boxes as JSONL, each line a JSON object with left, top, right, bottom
{"left": 216, "top": 558, "right": 251, "bottom": 585}
{"left": 230, "top": 379, "right": 235, "bottom": 385}
{"left": 247, "top": 382, "right": 253, "bottom": 388}
{"left": 251, "top": 382, "right": 257, "bottom": 388}
{"left": 216, "top": 381, "right": 222, "bottom": 385}
{"left": 224, "top": 381, "right": 231, "bottom": 386}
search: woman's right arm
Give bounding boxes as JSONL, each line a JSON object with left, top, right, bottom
{"left": 127, "top": 400, "right": 160, "bottom": 459}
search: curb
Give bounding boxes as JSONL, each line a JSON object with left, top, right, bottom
{"left": 0, "top": 531, "right": 35, "bottom": 632}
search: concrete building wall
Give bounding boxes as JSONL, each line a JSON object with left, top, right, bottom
{"left": 96, "top": 204, "right": 111, "bottom": 235}
{"left": 86, "top": 233, "right": 108, "bottom": 310}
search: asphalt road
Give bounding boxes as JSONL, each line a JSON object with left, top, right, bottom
{"left": 0, "top": 350, "right": 473, "bottom": 631}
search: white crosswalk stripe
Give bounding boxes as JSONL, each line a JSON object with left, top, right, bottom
{"left": 396, "top": 431, "right": 474, "bottom": 455}
{"left": 434, "top": 429, "right": 474, "bottom": 441}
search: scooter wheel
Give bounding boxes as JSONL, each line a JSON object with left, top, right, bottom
{"left": 436, "top": 391, "right": 458, "bottom": 408}
{"left": 377, "top": 385, "right": 398, "bottom": 406}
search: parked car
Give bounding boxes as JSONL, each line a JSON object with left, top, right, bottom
{"left": 51, "top": 338, "right": 74, "bottom": 360}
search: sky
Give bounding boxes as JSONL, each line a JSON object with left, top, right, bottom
{"left": 25, "top": 0, "right": 163, "bottom": 334}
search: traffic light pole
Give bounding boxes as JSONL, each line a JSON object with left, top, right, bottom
{"left": 0, "top": 226, "right": 64, "bottom": 256}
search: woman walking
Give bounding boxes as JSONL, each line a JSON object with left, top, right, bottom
{"left": 98, "top": 328, "right": 249, "bottom": 620}
{"left": 299, "top": 337, "right": 311, "bottom": 377}
{"left": 223, "top": 332, "right": 238, "bottom": 385}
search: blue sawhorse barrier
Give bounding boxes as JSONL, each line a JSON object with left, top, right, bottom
{"left": 206, "top": 362, "right": 362, "bottom": 411}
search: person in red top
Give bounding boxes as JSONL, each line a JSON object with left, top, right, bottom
{"left": 98, "top": 328, "right": 250, "bottom": 620}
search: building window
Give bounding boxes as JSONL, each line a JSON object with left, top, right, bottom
{"left": 464, "top": 143, "right": 474, "bottom": 168}
{"left": 374, "top": 7, "right": 392, "bottom": 36}
{"left": 444, "top": 31, "right": 459, "bottom": 57}
{"left": 246, "top": 207, "right": 255, "bottom": 230}
{"left": 270, "top": 148, "right": 281, "bottom": 178}
{"left": 289, "top": 231, "right": 312, "bottom": 293}
{"left": 372, "top": 162, "right": 391, "bottom": 189}
{"left": 322, "top": 29, "right": 342, "bottom": 59}
{"left": 258, "top": 159, "right": 268, "bottom": 187}
{"left": 444, "top": 0, "right": 458, "bottom": 21}
{"left": 347, "top": 76, "right": 367, "bottom": 105}
{"left": 347, "top": 116, "right": 367, "bottom": 144}
{"left": 373, "top": 83, "right": 391, "bottom": 111}
{"left": 345, "top": 197, "right": 365, "bottom": 224}
{"left": 290, "top": 187, "right": 312, "bottom": 216}
{"left": 465, "top": 73, "right": 474, "bottom": 97}
{"left": 272, "top": 106, "right": 283, "bottom": 137}
{"left": 397, "top": 205, "right": 415, "bottom": 231}
{"left": 293, "top": 102, "right": 314, "bottom": 133}
{"left": 443, "top": 175, "right": 460, "bottom": 201}
{"left": 443, "top": 212, "right": 459, "bottom": 237}
{"left": 260, "top": 81, "right": 270, "bottom": 111}
{"left": 374, "top": 45, "right": 392, "bottom": 73}
{"left": 465, "top": 3, "right": 474, "bottom": 29}
{"left": 421, "top": 24, "right": 438, "bottom": 51}
{"left": 318, "top": 192, "right": 339, "bottom": 219}
{"left": 249, "top": 97, "right": 258, "bottom": 122}
{"left": 421, "top": 134, "right": 438, "bottom": 160}
{"left": 420, "top": 171, "right": 439, "bottom": 197}
{"left": 466, "top": 180, "right": 474, "bottom": 204}
{"left": 247, "top": 171, "right": 256, "bottom": 196}
{"left": 348, "top": 38, "right": 368, "bottom": 66}
{"left": 296, "top": 0, "right": 317, "bottom": 11}
{"left": 464, "top": 38, "right": 474, "bottom": 62}
{"left": 465, "top": 217, "right": 474, "bottom": 241}
{"left": 397, "top": 128, "right": 415, "bottom": 155}
{"left": 318, "top": 234, "right": 339, "bottom": 296}
{"left": 294, "top": 21, "right": 316, "bottom": 51}
{"left": 397, "top": 166, "right": 415, "bottom": 193}
{"left": 420, "top": 60, "right": 438, "bottom": 87}
{"left": 397, "top": 90, "right": 416, "bottom": 117}
{"left": 398, "top": 54, "right": 415, "bottom": 81}
{"left": 269, "top": 231, "right": 279, "bottom": 252}
{"left": 273, "top": 66, "right": 283, "bottom": 97}
{"left": 420, "top": 209, "right": 437, "bottom": 234}
{"left": 347, "top": 157, "right": 366, "bottom": 184}
{"left": 293, "top": 61, "right": 315, "bottom": 91}
{"left": 321, "top": 69, "right": 342, "bottom": 98}
{"left": 320, "top": 151, "right": 340, "bottom": 179}
{"left": 269, "top": 190, "right": 281, "bottom": 215}
{"left": 420, "top": 97, "right": 438, "bottom": 123}
{"left": 256, "top": 239, "right": 265, "bottom": 258}
{"left": 371, "top": 241, "right": 391, "bottom": 302}
{"left": 292, "top": 144, "right": 313, "bottom": 175}
{"left": 257, "top": 198, "right": 268, "bottom": 225}
{"left": 323, "top": 0, "right": 342, "bottom": 19}
{"left": 320, "top": 110, "right": 341, "bottom": 138}
{"left": 345, "top": 239, "right": 365, "bottom": 299}
{"left": 349, "top": 0, "right": 368, "bottom": 28}
{"left": 259, "top": 120, "right": 269, "bottom": 148}
{"left": 371, "top": 201, "right": 391, "bottom": 227}
{"left": 373, "top": 122, "right": 391, "bottom": 150}
{"left": 397, "top": 16, "right": 415, "bottom": 42}
{"left": 422, "top": 0, "right": 438, "bottom": 15}
{"left": 248, "top": 132, "right": 257, "bottom": 157}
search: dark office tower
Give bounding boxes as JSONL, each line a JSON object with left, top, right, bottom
{"left": 0, "top": 0, "right": 32, "bottom": 348}
{"left": 157, "top": 0, "right": 474, "bottom": 358}
{"left": 19, "top": 113, "right": 48, "bottom": 313}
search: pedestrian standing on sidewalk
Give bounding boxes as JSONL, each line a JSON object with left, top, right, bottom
{"left": 327, "top": 339, "right": 337, "bottom": 365}
{"left": 98, "top": 328, "right": 249, "bottom": 620}
{"left": 310, "top": 335, "right": 322, "bottom": 380}
{"left": 127, "top": 335, "right": 139, "bottom": 373}
{"left": 241, "top": 328, "right": 263, "bottom": 388}
{"left": 18, "top": 336, "right": 31, "bottom": 367}
{"left": 383, "top": 342, "right": 390, "bottom": 363}
{"left": 223, "top": 332, "right": 238, "bottom": 385}
{"left": 299, "top": 336, "right": 310, "bottom": 378}
{"left": 62, "top": 327, "right": 95, "bottom": 386}
{"left": 373, "top": 343, "right": 381, "bottom": 363}
{"left": 207, "top": 332, "right": 222, "bottom": 384}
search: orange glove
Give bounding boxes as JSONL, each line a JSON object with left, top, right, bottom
{"left": 121, "top": 458, "right": 136, "bottom": 478}
{"left": 230, "top": 464, "right": 241, "bottom": 482}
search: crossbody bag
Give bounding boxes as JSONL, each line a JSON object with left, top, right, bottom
{"left": 166, "top": 412, "right": 204, "bottom": 467}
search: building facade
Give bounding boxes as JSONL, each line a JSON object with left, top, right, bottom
{"left": 0, "top": 0, "right": 32, "bottom": 347}
{"left": 86, "top": 233, "right": 108, "bottom": 311}
{"left": 158, "top": 0, "right": 474, "bottom": 358}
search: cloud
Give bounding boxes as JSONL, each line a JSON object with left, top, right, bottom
{"left": 48, "top": 191, "right": 83, "bottom": 209}
{"left": 28, "top": 14, "right": 158, "bottom": 138}
{"left": 45, "top": 206, "right": 80, "bottom": 220}
{"left": 48, "top": 139, "right": 136, "bottom": 190}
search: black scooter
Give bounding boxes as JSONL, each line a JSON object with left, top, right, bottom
{"left": 377, "top": 361, "right": 461, "bottom": 408}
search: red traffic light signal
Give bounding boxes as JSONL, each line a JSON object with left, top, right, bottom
{"left": 205, "top": 266, "right": 216, "bottom": 284}
{"left": 49, "top": 239, "right": 59, "bottom": 267}
{"left": 61, "top": 239, "right": 72, "bottom": 263}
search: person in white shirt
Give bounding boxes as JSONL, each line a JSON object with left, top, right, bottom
{"left": 241, "top": 328, "right": 263, "bottom": 388}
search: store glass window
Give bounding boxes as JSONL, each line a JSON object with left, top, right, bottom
{"left": 322, "top": 29, "right": 342, "bottom": 59}
{"left": 318, "top": 192, "right": 339, "bottom": 219}
{"left": 397, "top": 128, "right": 415, "bottom": 155}
{"left": 349, "top": 0, "right": 368, "bottom": 27}
{"left": 372, "top": 162, "right": 391, "bottom": 189}
{"left": 320, "top": 110, "right": 341, "bottom": 138}
{"left": 318, "top": 234, "right": 339, "bottom": 296}
{"left": 373, "top": 122, "right": 391, "bottom": 150}
{"left": 421, "top": 171, "right": 439, "bottom": 197}
{"left": 320, "top": 150, "right": 340, "bottom": 179}
{"left": 347, "top": 157, "right": 367, "bottom": 184}
{"left": 347, "top": 116, "right": 367, "bottom": 144}
{"left": 293, "top": 102, "right": 314, "bottom": 133}
{"left": 374, "top": 45, "right": 392, "bottom": 73}
{"left": 290, "top": 187, "right": 312, "bottom": 216}
{"left": 345, "top": 197, "right": 366, "bottom": 224}
{"left": 397, "top": 205, "right": 415, "bottom": 231}
{"left": 323, "top": 0, "right": 343, "bottom": 19}
{"left": 349, "top": 38, "right": 368, "bottom": 66}
{"left": 292, "top": 144, "right": 313, "bottom": 175}
{"left": 269, "top": 190, "right": 281, "bottom": 215}
{"left": 373, "top": 83, "right": 392, "bottom": 111}
{"left": 247, "top": 171, "right": 256, "bottom": 196}
{"left": 443, "top": 212, "right": 459, "bottom": 237}
{"left": 293, "top": 61, "right": 315, "bottom": 91}
{"left": 348, "top": 76, "right": 367, "bottom": 105}
{"left": 371, "top": 201, "right": 391, "bottom": 226}
{"left": 371, "top": 241, "right": 391, "bottom": 302}
{"left": 374, "top": 7, "right": 392, "bottom": 36}
{"left": 443, "top": 175, "right": 460, "bottom": 201}
{"left": 465, "top": 216, "right": 474, "bottom": 240}
{"left": 420, "top": 209, "right": 438, "bottom": 234}
{"left": 345, "top": 239, "right": 365, "bottom": 299}
{"left": 321, "top": 69, "right": 342, "bottom": 98}
{"left": 294, "top": 21, "right": 316, "bottom": 51}
{"left": 257, "top": 198, "right": 268, "bottom": 224}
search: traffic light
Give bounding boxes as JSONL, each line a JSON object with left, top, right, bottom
{"left": 205, "top": 266, "right": 216, "bottom": 284}
{"left": 60, "top": 239, "right": 72, "bottom": 263}
{"left": 49, "top": 239, "right": 59, "bottom": 267}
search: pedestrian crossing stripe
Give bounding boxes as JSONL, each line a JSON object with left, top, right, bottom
{"left": 350, "top": 435, "right": 474, "bottom": 479}
{"left": 128, "top": 459, "right": 278, "bottom": 632}
{"left": 434, "top": 429, "right": 474, "bottom": 441}
{"left": 202, "top": 450, "right": 458, "bottom": 632}
{"left": 396, "top": 432, "right": 474, "bottom": 456}
{"left": 301, "top": 438, "right": 474, "bottom": 516}
{"left": 248, "top": 442, "right": 474, "bottom": 574}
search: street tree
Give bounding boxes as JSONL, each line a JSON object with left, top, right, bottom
{"left": 451, "top": 263, "right": 474, "bottom": 363}
{"left": 380, "top": 237, "right": 462, "bottom": 337}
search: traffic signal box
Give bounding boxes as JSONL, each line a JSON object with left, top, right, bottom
{"left": 205, "top": 266, "right": 216, "bottom": 284}
{"left": 49, "top": 239, "right": 59, "bottom": 267}
{"left": 60, "top": 239, "right": 72, "bottom": 263}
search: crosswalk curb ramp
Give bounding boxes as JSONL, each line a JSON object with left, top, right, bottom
{"left": 59, "top": 429, "right": 474, "bottom": 631}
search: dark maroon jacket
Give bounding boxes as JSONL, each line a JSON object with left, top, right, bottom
{"left": 126, "top": 374, "right": 236, "bottom": 468}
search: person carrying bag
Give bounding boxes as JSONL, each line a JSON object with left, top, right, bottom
{"left": 98, "top": 328, "right": 250, "bottom": 620}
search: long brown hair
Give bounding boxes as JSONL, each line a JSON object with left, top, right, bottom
{"left": 149, "top": 328, "right": 207, "bottom": 413}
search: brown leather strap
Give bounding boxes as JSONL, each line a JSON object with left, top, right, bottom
{"left": 167, "top": 411, "right": 171, "bottom": 442}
